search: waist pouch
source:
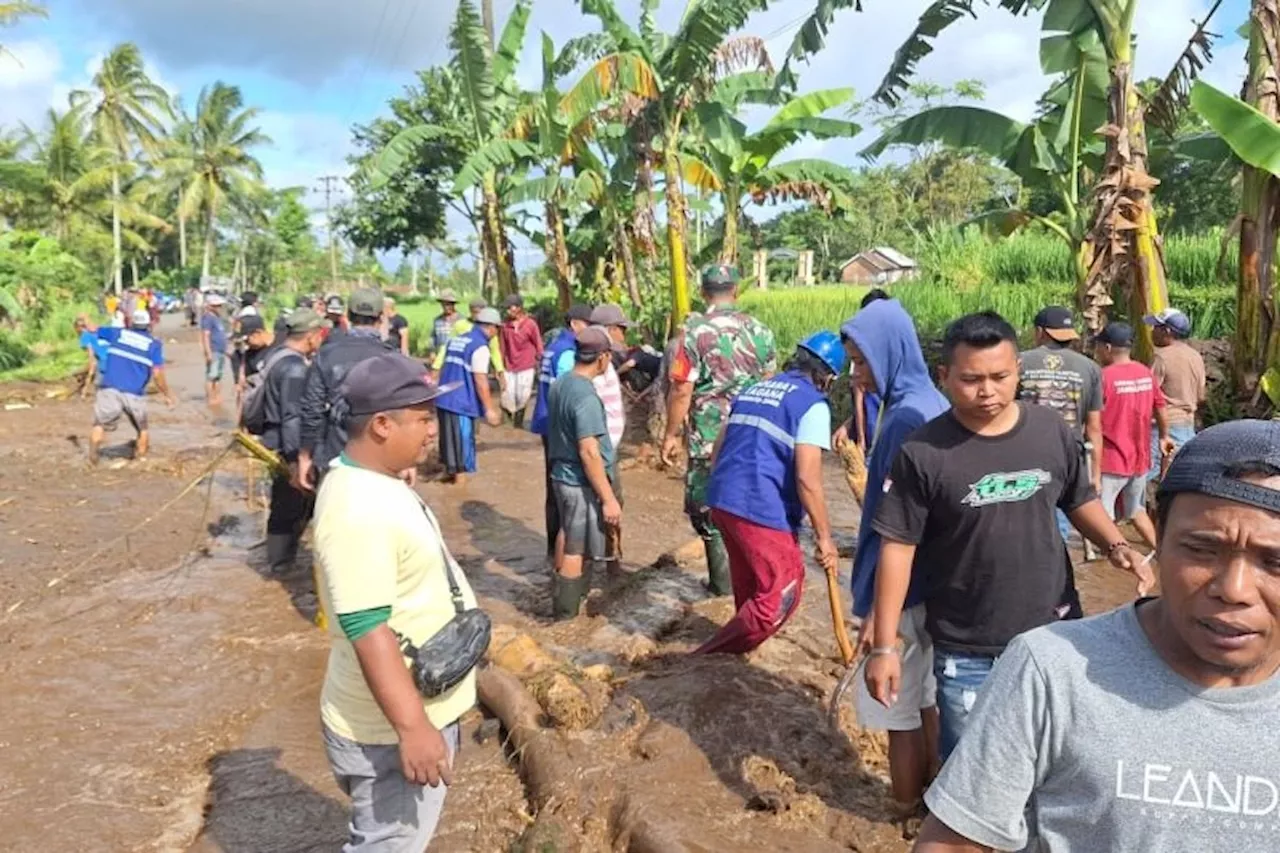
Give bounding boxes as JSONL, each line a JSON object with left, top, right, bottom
{"left": 395, "top": 502, "right": 491, "bottom": 698}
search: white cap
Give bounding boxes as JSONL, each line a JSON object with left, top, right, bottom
{"left": 206, "top": 293, "right": 226, "bottom": 306}
{"left": 131, "top": 308, "right": 152, "bottom": 326}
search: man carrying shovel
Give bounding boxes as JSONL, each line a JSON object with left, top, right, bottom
{"left": 838, "top": 297, "right": 950, "bottom": 813}
{"left": 694, "top": 332, "right": 845, "bottom": 655}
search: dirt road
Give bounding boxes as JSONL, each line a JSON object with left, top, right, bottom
{"left": 0, "top": 316, "right": 1141, "bottom": 851}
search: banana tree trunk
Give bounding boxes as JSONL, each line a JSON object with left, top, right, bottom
{"left": 111, "top": 166, "right": 123, "bottom": 294}
{"left": 481, "top": 172, "right": 517, "bottom": 297}
{"left": 634, "top": 149, "right": 659, "bottom": 265}
{"left": 719, "top": 184, "right": 742, "bottom": 266}
{"left": 615, "top": 219, "right": 642, "bottom": 309}
{"left": 1081, "top": 55, "right": 1169, "bottom": 363}
{"left": 662, "top": 143, "right": 692, "bottom": 326}
{"left": 544, "top": 199, "right": 573, "bottom": 310}
{"left": 1238, "top": 2, "right": 1280, "bottom": 392}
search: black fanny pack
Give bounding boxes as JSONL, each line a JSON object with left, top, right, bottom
{"left": 395, "top": 504, "right": 491, "bottom": 698}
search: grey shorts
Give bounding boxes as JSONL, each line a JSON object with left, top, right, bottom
{"left": 1102, "top": 473, "right": 1149, "bottom": 520}
{"left": 93, "top": 387, "right": 147, "bottom": 432}
{"left": 323, "top": 722, "right": 461, "bottom": 853}
{"left": 552, "top": 480, "right": 607, "bottom": 559}
{"left": 206, "top": 355, "right": 225, "bottom": 382}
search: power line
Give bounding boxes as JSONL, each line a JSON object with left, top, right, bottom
{"left": 346, "top": 0, "right": 394, "bottom": 122}
{"left": 387, "top": 0, "right": 423, "bottom": 73}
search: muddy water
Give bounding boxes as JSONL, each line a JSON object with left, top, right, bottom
{"left": 0, "top": 316, "right": 1147, "bottom": 852}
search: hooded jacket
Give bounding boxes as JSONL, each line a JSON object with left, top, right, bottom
{"left": 841, "top": 299, "right": 950, "bottom": 620}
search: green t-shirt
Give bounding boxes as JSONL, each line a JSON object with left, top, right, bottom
{"left": 547, "top": 372, "right": 615, "bottom": 486}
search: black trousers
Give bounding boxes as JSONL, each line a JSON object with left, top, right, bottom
{"left": 267, "top": 474, "right": 314, "bottom": 569}
{"left": 542, "top": 435, "right": 559, "bottom": 558}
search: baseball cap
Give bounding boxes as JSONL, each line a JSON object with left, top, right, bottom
{"left": 294, "top": 294, "right": 313, "bottom": 308}
{"left": 474, "top": 307, "right": 502, "bottom": 326}
{"left": 341, "top": 352, "right": 458, "bottom": 416}
{"left": 575, "top": 325, "right": 613, "bottom": 357}
{"left": 236, "top": 314, "right": 266, "bottom": 337}
{"left": 566, "top": 304, "right": 594, "bottom": 324}
{"left": 436, "top": 288, "right": 459, "bottom": 304}
{"left": 1159, "top": 420, "right": 1280, "bottom": 515}
{"left": 130, "top": 308, "right": 152, "bottom": 326}
{"left": 349, "top": 287, "right": 384, "bottom": 317}
{"left": 1034, "top": 305, "right": 1079, "bottom": 342}
{"left": 701, "top": 263, "right": 740, "bottom": 291}
{"left": 240, "top": 291, "right": 258, "bottom": 306}
{"left": 502, "top": 293, "right": 524, "bottom": 308}
{"left": 469, "top": 296, "right": 488, "bottom": 311}
{"left": 590, "top": 303, "right": 633, "bottom": 328}
{"left": 325, "top": 294, "right": 345, "bottom": 314}
{"left": 284, "top": 308, "right": 327, "bottom": 333}
{"left": 206, "top": 293, "right": 226, "bottom": 307}
{"left": 1094, "top": 322, "right": 1134, "bottom": 348}
{"left": 1144, "top": 308, "right": 1192, "bottom": 338}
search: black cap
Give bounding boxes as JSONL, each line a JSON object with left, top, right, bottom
{"left": 236, "top": 314, "right": 266, "bottom": 337}
{"left": 294, "top": 293, "right": 313, "bottom": 308}
{"left": 1159, "top": 420, "right": 1280, "bottom": 515}
{"left": 1033, "top": 305, "right": 1079, "bottom": 342}
{"left": 241, "top": 291, "right": 258, "bottom": 306}
{"left": 502, "top": 293, "right": 524, "bottom": 308}
{"left": 1094, "top": 322, "right": 1134, "bottom": 348}
{"left": 575, "top": 325, "right": 613, "bottom": 357}
{"left": 565, "top": 303, "right": 594, "bottom": 324}
{"left": 340, "top": 352, "right": 458, "bottom": 416}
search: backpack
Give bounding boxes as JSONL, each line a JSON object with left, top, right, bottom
{"left": 241, "top": 347, "right": 304, "bottom": 435}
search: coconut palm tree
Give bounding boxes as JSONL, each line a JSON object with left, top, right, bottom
{"left": 0, "top": 1, "right": 46, "bottom": 56}
{"left": 161, "top": 81, "right": 270, "bottom": 278}
{"left": 70, "top": 43, "right": 171, "bottom": 293}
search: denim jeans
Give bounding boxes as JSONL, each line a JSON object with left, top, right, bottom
{"left": 933, "top": 649, "right": 998, "bottom": 762}
{"left": 1150, "top": 423, "right": 1196, "bottom": 479}
{"left": 1055, "top": 508, "right": 1073, "bottom": 543}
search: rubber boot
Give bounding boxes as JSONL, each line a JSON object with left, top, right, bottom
{"left": 513, "top": 409, "right": 525, "bottom": 430}
{"left": 552, "top": 574, "right": 588, "bottom": 621}
{"left": 704, "top": 535, "right": 732, "bottom": 596}
{"left": 266, "top": 533, "right": 297, "bottom": 575}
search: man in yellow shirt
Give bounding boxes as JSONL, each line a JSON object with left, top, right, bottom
{"left": 314, "top": 352, "right": 478, "bottom": 852}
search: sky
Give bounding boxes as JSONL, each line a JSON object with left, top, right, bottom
{"left": 0, "top": 0, "right": 1254, "bottom": 262}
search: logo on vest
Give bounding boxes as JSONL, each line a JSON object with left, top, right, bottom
{"left": 962, "top": 469, "right": 1051, "bottom": 507}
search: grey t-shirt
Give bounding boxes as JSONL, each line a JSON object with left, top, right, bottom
{"left": 547, "top": 372, "right": 615, "bottom": 487}
{"left": 926, "top": 603, "right": 1280, "bottom": 851}
{"left": 1019, "top": 343, "right": 1102, "bottom": 438}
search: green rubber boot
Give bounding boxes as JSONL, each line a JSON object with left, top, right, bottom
{"left": 704, "top": 535, "right": 733, "bottom": 596}
{"left": 552, "top": 574, "right": 588, "bottom": 621}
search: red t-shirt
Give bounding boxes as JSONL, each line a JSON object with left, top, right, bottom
{"left": 499, "top": 315, "right": 543, "bottom": 372}
{"left": 1101, "top": 361, "right": 1166, "bottom": 476}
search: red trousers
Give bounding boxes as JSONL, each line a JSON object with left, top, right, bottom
{"left": 695, "top": 509, "right": 805, "bottom": 655}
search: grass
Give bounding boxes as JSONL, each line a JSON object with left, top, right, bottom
{"left": 0, "top": 300, "right": 101, "bottom": 385}
{"left": 0, "top": 343, "right": 85, "bottom": 383}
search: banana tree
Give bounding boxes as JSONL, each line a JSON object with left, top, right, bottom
{"left": 1192, "top": 11, "right": 1280, "bottom": 395}
{"left": 864, "top": 31, "right": 1106, "bottom": 290}
{"left": 877, "top": 0, "right": 1221, "bottom": 358}
{"left": 563, "top": 0, "right": 784, "bottom": 324}
{"left": 683, "top": 85, "right": 860, "bottom": 265}
{"left": 372, "top": 0, "right": 529, "bottom": 297}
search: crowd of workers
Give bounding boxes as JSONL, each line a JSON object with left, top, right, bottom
{"left": 67, "top": 264, "right": 1280, "bottom": 853}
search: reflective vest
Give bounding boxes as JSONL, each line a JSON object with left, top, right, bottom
{"left": 707, "top": 370, "right": 826, "bottom": 533}
{"left": 530, "top": 329, "right": 577, "bottom": 435}
{"left": 435, "top": 327, "right": 488, "bottom": 417}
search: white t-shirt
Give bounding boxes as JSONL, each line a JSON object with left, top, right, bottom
{"left": 236, "top": 305, "right": 259, "bottom": 318}
{"left": 469, "top": 344, "right": 491, "bottom": 374}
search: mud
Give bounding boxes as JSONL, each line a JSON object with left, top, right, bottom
{"left": 0, "top": 316, "right": 1146, "bottom": 852}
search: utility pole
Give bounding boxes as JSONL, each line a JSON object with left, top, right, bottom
{"left": 318, "top": 175, "right": 342, "bottom": 290}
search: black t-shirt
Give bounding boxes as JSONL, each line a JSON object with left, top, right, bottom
{"left": 387, "top": 314, "right": 409, "bottom": 351}
{"left": 243, "top": 344, "right": 274, "bottom": 380}
{"left": 873, "top": 403, "right": 1095, "bottom": 654}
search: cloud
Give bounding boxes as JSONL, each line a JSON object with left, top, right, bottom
{"left": 0, "top": 39, "right": 63, "bottom": 127}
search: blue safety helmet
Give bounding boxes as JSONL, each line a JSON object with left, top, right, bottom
{"left": 798, "top": 330, "right": 846, "bottom": 376}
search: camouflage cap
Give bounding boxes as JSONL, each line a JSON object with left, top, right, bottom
{"left": 701, "top": 263, "right": 740, "bottom": 291}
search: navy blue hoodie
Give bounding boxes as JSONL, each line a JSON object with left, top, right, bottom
{"left": 841, "top": 299, "right": 950, "bottom": 619}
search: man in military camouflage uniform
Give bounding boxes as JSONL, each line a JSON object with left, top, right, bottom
{"left": 661, "top": 264, "right": 778, "bottom": 594}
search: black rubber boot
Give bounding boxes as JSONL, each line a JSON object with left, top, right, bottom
{"left": 266, "top": 533, "right": 297, "bottom": 574}
{"left": 552, "top": 574, "right": 588, "bottom": 620}
{"left": 513, "top": 409, "right": 525, "bottom": 430}
{"left": 704, "top": 536, "right": 733, "bottom": 596}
